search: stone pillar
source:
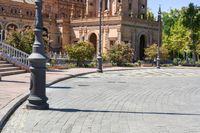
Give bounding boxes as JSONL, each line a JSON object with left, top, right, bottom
{"left": 131, "top": 30, "right": 137, "bottom": 61}
{"left": 84, "top": 27, "right": 88, "bottom": 40}
{"left": 104, "top": 26, "right": 109, "bottom": 52}
{"left": 85, "top": 0, "right": 89, "bottom": 17}
{"left": 114, "top": 0, "right": 117, "bottom": 15}
{"left": 53, "top": 19, "right": 70, "bottom": 52}
{"left": 62, "top": 23, "right": 70, "bottom": 48}
{"left": 102, "top": 0, "right": 105, "bottom": 11}
{"left": 117, "top": 28, "right": 121, "bottom": 43}
{"left": 70, "top": 4, "right": 74, "bottom": 20}
{"left": 79, "top": 28, "right": 83, "bottom": 41}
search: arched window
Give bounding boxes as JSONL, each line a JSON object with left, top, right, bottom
{"left": 105, "top": 0, "right": 108, "bottom": 10}
{"left": 7, "top": 23, "right": 18, "bottom": 31}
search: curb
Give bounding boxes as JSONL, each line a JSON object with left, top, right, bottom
{"left": 0, "top": 93, "right": 29, "bottom": 131}
{"left": 0, "top": 69, "right": 98, "bottom": 131}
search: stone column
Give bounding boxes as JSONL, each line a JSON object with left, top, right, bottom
{"left": 70, "top": 4, "right": 74, "bottom": 20}
{"left": 85, "top": 0, "right": 89, "bottom": 17}
{"left": 131, "top": 30, "right": 137, "bottom": 61}
{"left": 79, "top": 30, "right": 83, "bottom": 41}
{"left": 102, "top": 0, "right": 105, "bottom": 11}
{"left": 112, "top": 0, "right": 117, "bottom": 15}
{"left": 117, "top": 28, "right": 121, "bottom": 43}
{"left": 104, "top": 26, "right": 109, "bottom": 52}
{"left": 84, "top": 27, "right": 88, "bottom": 40}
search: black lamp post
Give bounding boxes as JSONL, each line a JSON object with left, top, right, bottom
{"left": 97, "top": 0, "right": 103, "bottom": 73}
{"left": 26, "top": 0, "right": 49, "bottom": 110}
{"left": 157, "top": 6, "right": 161, "bottom": 69}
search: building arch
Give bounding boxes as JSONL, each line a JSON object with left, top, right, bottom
{"left": 22, "top": 25, "right": 32, "bottom": 32}
{"left": 22, "top": 25, "right": 32, "bottom": 30}
{"left": 0, "top": 23, "right": 2, "bottom": 29}
{"left": 43, "top": 27, "right": 49, "bottom": 37}
{"left": 6, "top": 23, "right": 19, "bottom": 31}
{"left": 87, "top": 31, "right": 99, "bottom": 40}
{"left": 136, "top": 31, "right": 150, "bottom": 60}
{"left": 88, "top": 33, "right": 98, "bottom": 54}
{"left": 139, "top": 34, "right": 146, "bottom": 60}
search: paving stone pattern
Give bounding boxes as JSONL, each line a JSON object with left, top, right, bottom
{"left": 2, "top": 69, "right": 200, "bottom": 133}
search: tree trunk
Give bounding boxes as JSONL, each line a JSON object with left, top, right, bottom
{"left": 192, "top": 50, "right": 196, "bottom": 65}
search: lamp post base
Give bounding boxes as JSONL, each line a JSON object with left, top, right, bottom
{"left": 26, "top": 103, "right": 49, "bottom": 110}
{"left": 156, "top": 57, "right": 160, "bottom": 69}
{"left": 27, "top": 95, "right": 49, "bottom": 110}
{"left": 97, "top": 55, "right": 103, "bottom": 73}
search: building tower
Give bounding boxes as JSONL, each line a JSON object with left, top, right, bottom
{"left": 119, "top": 0, "right": 147, "bottom": 19}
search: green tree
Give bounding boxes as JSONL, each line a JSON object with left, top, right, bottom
{"left": 6, "top": 29, "right": 49, "bottom": 54}
{"left": 167, "top": 20, "right": 192, "bottom": 57}
{"left": 107, "top": 42, "right": 134, "bottom": 66}
{"left": 6, "top": 29, "right": 34, "bottom": 54}
{"left": 147, "top": 9, "right": 155, "bottom": 21}
{"left": 5, "top": 30, "right": 22, "bottom": 49}
{"left": 182, "top": 3, "right": 200, "bottom": 63}
{"left": 144, "top": 44, "right": 157, "bottom": 60}
{"left": 162, "top": 3, "right": 200, "bottom": 62}
{"left": 182, "top": 3, "right": 200, "bottom": 33}
{"left": 196, "top": 31, "right": 200, "bottom": 61}
{"left": 162, "top": 9, "right": 181, "bottom": 36}
{"left": 144, "top": 44, "right": 169, "bottom": 60}
{"left": 65, "top": 41, "right": 95, "bottom": 67}
{"left": 21, "top": 29, "right": 35, "bottom": 54}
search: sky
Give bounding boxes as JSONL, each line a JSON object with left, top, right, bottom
{"left": 148, "top": 0, "right": 200, "bottom": 15}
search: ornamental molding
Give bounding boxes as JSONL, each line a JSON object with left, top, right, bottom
{"left": 11, "top": 0, "right": 34, "bottom": 4}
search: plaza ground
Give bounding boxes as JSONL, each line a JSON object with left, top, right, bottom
{"left": 2, "top": 68, "right": 200, "bottom": 133}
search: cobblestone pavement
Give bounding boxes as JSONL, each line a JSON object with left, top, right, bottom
{"left": 0, "top": 74, "right": 29, "bottom": 110}
{"left": 2, "top": 68, "right": 200, "bottom": 133}
{"left": 0, "top": 68, "right": 97, "bottom": 111}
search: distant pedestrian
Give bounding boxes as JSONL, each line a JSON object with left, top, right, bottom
{"left": 153, "top": 57, "right": 156, "bottom": 66}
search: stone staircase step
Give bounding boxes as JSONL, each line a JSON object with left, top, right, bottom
{"left": 0, "top": 70, "right": 27, "bottom": 76}
{"left": 0, "top": 67, "right": 21, "bottom": 72}
{"left": 0, "top": 58, "right": 27, "bottom": 76}
{"left": 0, "top": 60, "right": 7, "bottom": 64}
{"left": 0, "top": 64, "right": 14, "bottom": 67}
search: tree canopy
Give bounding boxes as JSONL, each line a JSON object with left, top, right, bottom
{"left": 162, "top": 3, "right": 200, "bottom": 61}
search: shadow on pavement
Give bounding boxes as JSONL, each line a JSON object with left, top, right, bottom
{"left": 49, "top": 108, "right": 200, "bottom": 116}
{"left": 0, "top": 80, "right": 28, "bottom": 84}
{"left": 47, "top": 70, "right": 65, "bottom": 72}
{"left": 75, "top": 76, "right": 89, "bottom": 79}
{"left": 47, "top": 86, "right": 72, "bottom": 89}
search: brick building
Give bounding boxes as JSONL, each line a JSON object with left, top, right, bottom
{"left": 0, "top": 0, "right": 159, "bottom": 60}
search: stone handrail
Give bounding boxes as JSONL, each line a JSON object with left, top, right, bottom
{"left": 0, "top": 42, "right": 30, "bottom": 71}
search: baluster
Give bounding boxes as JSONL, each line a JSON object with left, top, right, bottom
{"left": 19, "top": 52, "right": 21, "bottom": 62}
{"left": 14, "top": 49, "right": 16, "bottom": 59}
{"left": 8, "top": 46, "right": 10, "bottom": 55}
{"left": 4, "top": 46, "right": 8, "bottom": 54}
{"left": 8, "top": 46, "right": 10, "bottom": 56}
{"left": 6, "top": 45, "right": 8, "bottom": 54}
{"left": 17, "top": 51, "right": 19, "bottom": 62}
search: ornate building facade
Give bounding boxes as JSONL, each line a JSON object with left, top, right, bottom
{"left": 0, "top": 0, "right": 159, "bottom": 60}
